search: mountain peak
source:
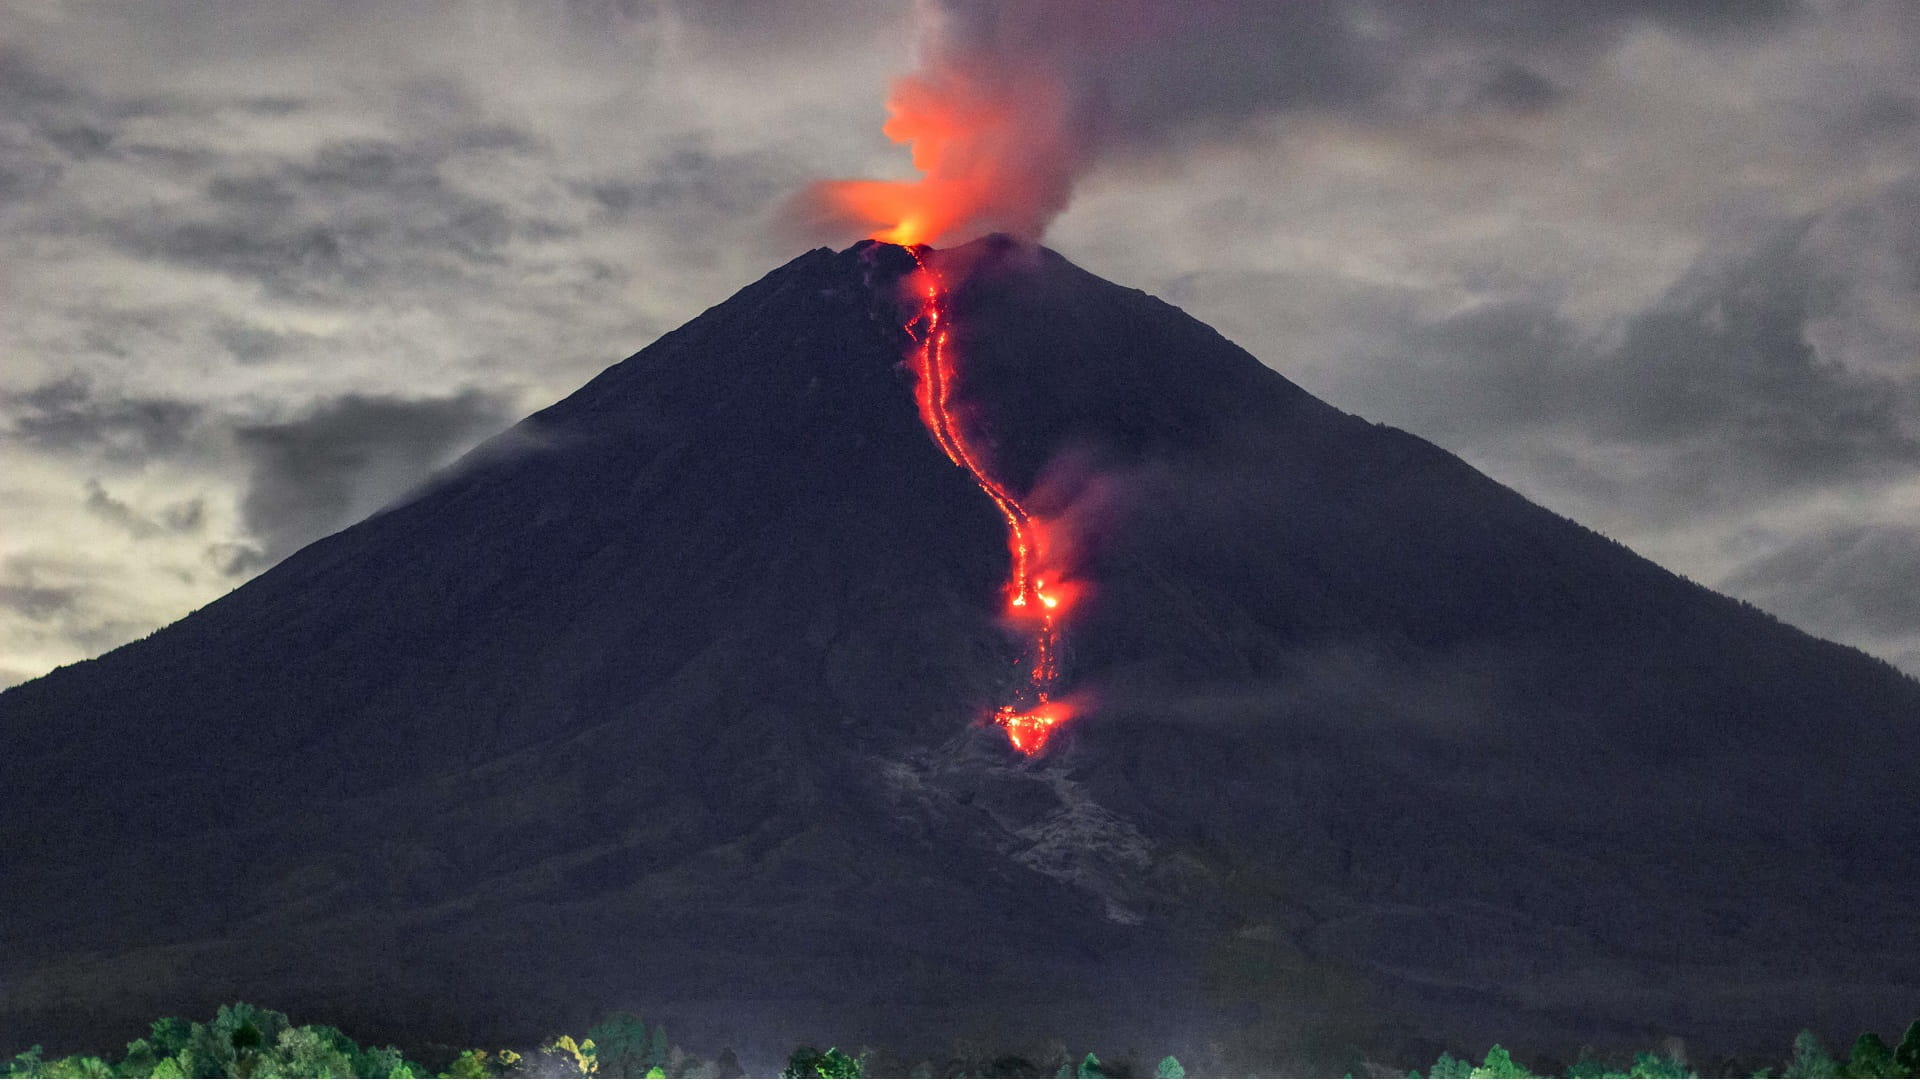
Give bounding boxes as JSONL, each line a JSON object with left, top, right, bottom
{"left": 4, "top": 243, "right": 1919, "bottom": 1069}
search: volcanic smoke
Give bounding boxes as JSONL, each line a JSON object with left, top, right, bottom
{"left": 802, "top": 2, "right": 1088, "bottom": 246}
{"left": 902, "top": 249, "right": 1075, "bottom": 754}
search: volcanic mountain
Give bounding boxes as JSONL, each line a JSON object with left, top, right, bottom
{"left": 4, "top": 237, "right": 1919, "bottom": 1073}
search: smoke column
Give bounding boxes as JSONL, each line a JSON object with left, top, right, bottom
{"left": 802, "top": 1, "right": 1109, "bottom": 246}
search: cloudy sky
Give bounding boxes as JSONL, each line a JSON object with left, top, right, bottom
{"left": 2, "top": 0, "right": 1918, "bottom": 689}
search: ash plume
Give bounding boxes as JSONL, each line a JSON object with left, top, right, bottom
{"left": 797, "top": 0, "right": 1802, "bottom": 246}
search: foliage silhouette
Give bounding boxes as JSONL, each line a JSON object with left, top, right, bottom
{"left": 780, "top": 1045, "right": 861, "bottom": 1078}
{"left": 1785, "top": 1030, "right": 1841, "bottom": 1079}
{"left": 4, "top": 1004, "right": 419, "bottom": 1079}
{"left": 1897, "top": 1022, "right": 1920, "bottom": 1078}
{"left": 1848, "top": 1033, "right": 1899, "bottom": 1078}
{"left": 1471, "top": 1045, "right": 1532, "bottom": 1079}
{"left": 545, "top": 1034, "right": 597, "bottom": 1077}
{"left": 586, "top": 1013, "right": 652, "bottom": 1078}
{"left": 9, "top": 1005, "right": 1920, "bottom": 1078}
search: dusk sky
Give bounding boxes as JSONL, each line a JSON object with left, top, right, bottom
{"left": 3, "top": 0, "right": 1918, "bottom": 689}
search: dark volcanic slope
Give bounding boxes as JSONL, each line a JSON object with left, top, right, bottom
{"left": 4, "top": 237, "right": 1919, "bottom": 1072}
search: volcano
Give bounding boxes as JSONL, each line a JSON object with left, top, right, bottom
{"left": 4, "top": 237, "right": 1919, "bottom": 1073}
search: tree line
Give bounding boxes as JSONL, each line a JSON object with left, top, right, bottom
{"left": 6, "top": 1003, "right": 1918, "bottom": 1077}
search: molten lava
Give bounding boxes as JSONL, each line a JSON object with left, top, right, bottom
{"left": 902, "top": 248, "right": 1074, "bottom": 755}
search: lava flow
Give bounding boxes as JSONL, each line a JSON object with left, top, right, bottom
{"left": 902, "top": 248, "right": 1074, "bottom": 755}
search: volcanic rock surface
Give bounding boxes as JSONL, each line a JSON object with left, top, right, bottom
{"left": 5, "top": 237, "right": 1919, "bottom": 1073}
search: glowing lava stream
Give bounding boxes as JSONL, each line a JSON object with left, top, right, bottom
{"left": 902, "top": 247, "right": 1074, "bottom": 755}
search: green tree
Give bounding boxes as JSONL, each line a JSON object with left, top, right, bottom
{"left": 439, "top": 1050, "right": 491, "bottom": 1079}
{"left": 146, "top": 1019, "right": 192, "bottom": 1062}
{"left": 349, "top": 1042, "right": 418, "bottom": 1079}
{"left": 1155, "top": 1055, "right": 1185, "bottom": 1079}
{"left": 5, "top": 1047, "right": 43, "bottom": 1079}
{"left": 1629, "top": 1050, "right": 1693, "bottom": 1078}
{"left": 130, "top": 1016, "right": 193, "bottom": 1079}
{"left": 782, "top": 1046, "right": 824, "bottom": 1079}
{"left": 1429, "top": 1052, "right": 1474, "bottom": 1079}
{"left": 547, "top": 1036, "right": 598, "bottom": 1078}
{"left": 1895, "top": 1021, "right": 1920, "bottom": 1079}
{"left": 1470, "top": 1045, "right": 1531, "bottom": 1079}
{"left": 117, "top": 1036, "right": 161, "bottom": 1079}
{"left": 270, "top": 1025, "right": 356, "bottom": 1077}
{"left": 1785, "top": 1031, "right": 1841, "bottom": 1079}
{"left": 1844, "top": 1032, "right": 1897, "bottom": 1078}
{"left": 646, "top": 1025, "right": 671, "bottom": 1074}
{"left": 38, "top": 1056, "right": 111, "bottom": 1078}
{"left": 587, "top": 1013, "right": 650, "bottom": 1077}
{"left": 816, "top": 1048, "right": 860, "bottom": 1079}
{"left": 780, "top": 1046, "right": 860, "bottom": 1079}
{"left": 1566, "top": 1055, "right": 1616, "bottom": 1078}
{"left": 171, "top": 1002, "right": 292, "bottom": 1078}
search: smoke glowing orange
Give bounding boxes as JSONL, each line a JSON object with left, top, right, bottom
{"left": 805, "top": 31, "right": 1081, "bottom": 247}
{"left": 902, "top": 248, "right": 1075, "bottom": 754}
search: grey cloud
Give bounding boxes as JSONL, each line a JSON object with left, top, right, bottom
{"left": 110, "top": 133, "right": 538, "bottom": 300}
{"left": 215, "top": 319, "right": 322, "bottom": 366}
{"left": 237, "top": 95, "right": 308, "bottom": 116}
{"left": 0, "top": 44, "right": 198, "bottom": 200}
{"left": 1804, "top": 91, "right": 1920, "bottom": 152}
{"left": 562, "top": 0, "right": 656, "bottom": 30}
{"left": 0, "top": 147, "right": 62, "bottom": 203}
{"left": 931, "top": 2, "right": 1380, "bottom": 143}
{"left": 145, "top": 222, "right": 348, "bottom": 295}
{"left": 656, "top": 0, "right": 898, "bottom": 49}
{"left": 1379, "top": 0, "right": 1800, "bottom": 45}
{"left": 82, "top": 478, "right": 204, "bottom": 540}
{"left": 233, "top": 390, "right": 515, "bottom": 564}
{"left": 1589, "top": 226, "right": 1920, "bottom": 489}
{"left": 0, "top": 45, "right": 78, "bottom": 109}
{"left": 584, "top": 136, "right": 815, "bottom": 264}
{"left": 204, "top": 541, "right": 268, "bottom": 579}
{"left": 921, "top": 0, "right": 1805, "bottom": 152}
{"left": 1337, "top": 188, "right": 1920, "bottom": 522}
{"left": 1470, "top": 63, "right": 1563, "bottom": 114}
{"left": 0, "top": 583, "right": 79, "bottom": 622}
{"left": 41, "top": 121, "right": 112, "bottom": 159}
{"left": 584, "top": 140, "right": 792, "bottom": 221}
{"left": 293, "top": 139, "right": 446, "bottom": 192}
{"left": 0, "top": 55, "right": 560, "bottom": 304}
{"left": 83, "top": 478, "right": 161, "bottom": 539}
{"left": 0, "top": 550, "right": 157, "bottom": 670}
{"left": 1722, "top": 524, "right": 1920, "bottom": 642}
{"left": 161, "top": 498, "right": 206, "bottom": 533}
{"left": 204, "top": 173, "right": 297, "bottom": 211}
{"left": 0, "top": 47, "right": 84, "bottom": 201}
{"left": 1855, "top": 94, "right": 1919, "bottom": 139}
{"left": 117, "top": 142, "right": 219, "bottom": 172}
{"left": 4, "top": 376, "right": 205, "bottom": 462}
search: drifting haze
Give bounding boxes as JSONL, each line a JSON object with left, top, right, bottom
{"left": 2, "top": 0, "right": 1919, "bottom": 684}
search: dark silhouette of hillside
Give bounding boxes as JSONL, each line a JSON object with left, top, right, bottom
{"left": 3, "top": 237, "right": 1918, "bottom": 1073}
